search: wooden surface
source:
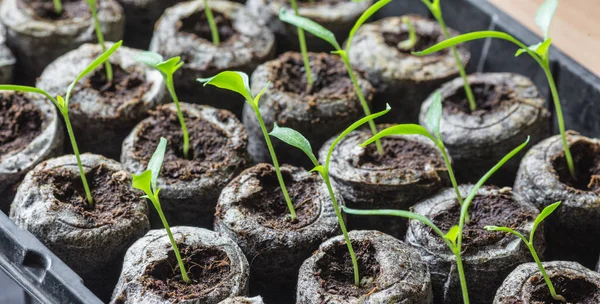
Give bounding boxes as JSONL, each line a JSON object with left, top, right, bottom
{"left": 489, "top": 0, "right": 600, "bottom": 76}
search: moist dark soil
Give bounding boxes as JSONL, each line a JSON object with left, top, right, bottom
{"left": 20, "top": 0, "right": 90, "bottom": 21}
{"left": 271, "top": 52, "right": 356, "bottom": 100}
{"left": 142, "top": 244, "right": 231, "bottom": 301}
{"left": 34, "top": 165, "right": 140, "bottom": 227}
{"left": 551, "top": 140, "right": 600, "bottom": 194}
{"left": 355, "top": 137, "right": 443, "bottom": 171}
{"left": 529, "top": 275, "right": 600, "bottom": 304}
{"left": 431, "top": 192, "right": 536, "bottom": 253}
{"left": 444, "top": 83, "right": 518, "bottom": 116}
{"left": 316, "top": 239, "right": 380, "bottom": 298}
{"left": 236, "top": 164, "right": 320, "bottom": 230}
{"left": 133, "top": 106, "right": 235, "bottom": 182}
{"left": 382, "top": 31, "right": 441, "bottom": 54}
{"left": 86, "top": 65, "right": 149, "bottom": 106}
{"left": 180, "top": 11, "right": 237, "bottom": 44}
{"left": 0, "top": 92, "right": 43, "bottom": 155}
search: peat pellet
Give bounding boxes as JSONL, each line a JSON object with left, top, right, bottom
{"left": 215, "top": 163, "right": 341, "bottom": 303}
{"left": 37, "top": 43, "right": 168, "bottom": 160}
{"left": 111, "top": 226, "right": 249, "bottom": 304}
{"left": 405, "top": 185, "right": 542, "bottom": 304}
{"left": 219, "top": 297, "right": 264, "bottom": 304}
{"left": 0, "top": 22, "right": 15, "bottom": 83}
{"left": 121, "top": 103, "right": 249, "bottom": 228}
{"left": 320, "top": 127, "right": 449, "bottom": 239}
{"left": 0, "top": 91, "right": 63, "bottom": 213}
{"left": 514, "top": 133, "right": 600, "bottom": 268}
{"left": 117, "top": 0, "right": 184, "bottom": 49}
{"left": 297, "top": 230, "right": 433, "bottom": 303}
{"left": 347, "top": 15, "right": 469, "bottom": 123}
{"left": 0, "top": 0, "right": 124, "bottom": 83}
{"left": 420, "top": 72, "right": 550, "bottom": 185}
{"left": 244, "top": 52, "right": 372, "bottom": 167}
{"left": 10, "top": 153, "right": 150, "bottom": 300}
{"left": 150, "top": 0, "right": 275, "bottom": 117}
{"left": 246, "top": 0, "right": 373, "bottom": 53}
{"left": 494, "top": 261, "right": 600, "bottom": 303}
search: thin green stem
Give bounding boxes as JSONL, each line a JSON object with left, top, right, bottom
{"left": 89, "top": 0, "right": 113, "bottom": 82}
{"left": 203, "top": 0, "right": 220, "bottom": 45}
{"left": 398, "top": 17, "right": 418, "bottom": 50}
{"left": 53, "top": 0, "right": 62, "bottom": 14}
{"left": 528, "top": 243, "right": 565, "bottom": 302}
{"left": 290, "top": 0, "right": 313, "bottom": 89}
{"left": 62, "top": 110, "right": 93, "bottom": 206}
{"left": 165, "top": 76, "right": 189, "bottom": 159}
{"left": 436, "top": 141, "right": 463, "bottom": 206}
{"left": 253, "top": 106, "right": 297, "bottom": 220}
{"left": 453, "top": 249, "right": 470, "bottom": 304}
{"left": 339, "top": 52, "right": 383, "bottom": 153}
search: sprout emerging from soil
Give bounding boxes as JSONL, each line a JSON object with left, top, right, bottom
{"left": 132, "top": 137, "right": 191, "bottom": 284}
{"left": 288, "top": 0, "right": 314, "bottom": 90}
{"left": 279, "top": 0, "right": 392, "bottom": 154}
{"left": 85, "top": 0, "right": 113, "bottom": 82}
{"left": 136, "top": 52, "right": 190, "bottom": 159}
{"left": 53, "top": 0, "right": 62, "bottom": 14}
{"left": 485, "top": 202, "right": 566, "bottom": 303}
{"left": 203, "top": 0, "right": 220, "bottom": 45}
{"left": 413, "top": 0, "right": 575, "bottom": 179}
{"left": 0, "top": 41, "right": 123, "bottom": 206}
{"left": 198, "top": 71, "right": 298, "bottom": 221}
{"left": 269, "top": 104, "right": 392, "bottom": 287}
{"left": 397, "top": 16, "right": 418, "bottom": 50}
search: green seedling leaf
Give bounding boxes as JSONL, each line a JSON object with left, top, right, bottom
{"left": 485, "top": 225, "right": 529, "bottom": 243}
{"left": 515, "top": 38, "right": 552, "bottom": 60}
{"left": 253, "top": 82, "right": 270, "bottom": 107}
{"left": 530, "top": 201, "right": 561, "bottom": 242}
{"left": 132, "top": 170, "right": 153, "bottom": 196}
{"left": 310, "top": 165, "right": 326, "bottom": 175}
{"left": 270, "top": 123, "right": 318, "bottom": 166}
{"left": 156, "top": 57, "right": 184, "bottom": 77}
{"left": 198, "top": 71, "right": 253, "bottom": 103}
{"left": 361, "top": 124, "right": 434, "bottom": 147}
{"left": 56, "top": 96, "right": 66, "bottom": 111}
{"left": 147, "top": 137, "right": 167, "bottom": 193}
{"left": 397, "top": 16, "right": 418, "bottom": 50}
{"left": 345, "top": 0, "right": 392, "bottom": 52}
{"left": 0, "top": 85, "right": 57, "bottom": 107}
{"left": 425, "top": 91, "right": 443, "bottom": 138}
{"left": 279, "top": 8, "right": 341, "bottom": 51}
{"left": 445, "top": 225, "right": 460, "bottom": 247}
{"left": 536, "top": 0, "right": 558, "bottom": 39}
{"left": 413, "top": 31, "right": 523, "bottom": 56}
{"left": 136, "top": 51, "right": 165, "bottom": 69}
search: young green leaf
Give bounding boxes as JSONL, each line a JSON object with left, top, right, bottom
{"left": 198, "top": 71, "right": 253, "bottom": 103}
{"left": 360, "top": 124, "right": 434, "bottom": 148}
{"left": 53, "top": 0, "right": 62, "bottom": 14}
{"left": 279, "top": 8, "right": 341, "bottom": 51}
{"left": 530, "top": 201, "right": 561, "bottom": 242}
{"left": 136, "top": 51, "right": 164, "bottom": 68}
{"left": 425, "top": 91, "right": 443, "bottom": 138}
{"left": 132, "top": 170, "right": 153, "bottom": 197}
{"left": 253, "top": 81, "right": 270, "bottom": 107}
{"left": 535, "top": 0, "right": 558, "bottom": 39}
{"left": 269, "top": 123, "right": 318, "bottom": 167}
{"left": 413, "top": 31, "right": 524, "bottom": 57}
{"left": 515, "top": 38, "right": 552, "bottom": 60}
{"left": 0, "top": 85, "right": 57, "bottom": 107}
{"left": 147, "top": 137, "right": 167, "bottom": 193}
{"left": 397, "top": 16, "right": 418, "bottom": 50}
{"left": 345, "top": 0, "right": 392, "bottom": 52}
{"left": 156, "top": 57, "right": 184, "bottom": 78}
{"left": 445, "top": 225, "right": 460, "bottom": 247}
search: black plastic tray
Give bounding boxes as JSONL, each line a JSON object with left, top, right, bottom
{"left": 1, "top": 0, "right": 598, "bottom": 303}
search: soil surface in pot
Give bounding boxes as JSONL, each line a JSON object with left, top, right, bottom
{"left": 272, "top": 52, "right": 355, "bottom": 100}
{"left": 238, "top": 166, "right": 320, "bottom": 230}
{"left": 444, "top": 83, "right": 517, "bottom": 116}
{"left": 529, "top": 275, "right": 600, "bottom": 303}
{"left": 142, "top": 244, "right": 231, "bottom": 301}
{"left": 20, "top": 0, "right": 90, "bottom": 21}
{"left": 133, "top": 106, "right": 232, "bottom": 182}
{"left": 86, "top": 65, "right": 149, "bottom": 106}
{"left": 382, "top": 31, "right": 441, "bottom": 55}
{"left": 315, "top": 239, "right": 380, "bottom": 298}
{"left": 0, "top": 92, "right": 42, "bottom": 155}
{"left": 431, "top": 192, "right": 536, "bottom": 253}
{"left": 180, "top": 10, "right": 236, "bottom": 44}
{"left": 34, "top": 165, "right": 139, "bottom": 226}
{"left": 552, "top": 140, "right": 600, "bottom": 194}
{"left": 353, "top": 137, "right": 442, "bottom": 171}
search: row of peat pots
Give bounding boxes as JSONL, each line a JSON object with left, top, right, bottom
{"left": 1, "top": 0, "right": 599, "bottom": 303}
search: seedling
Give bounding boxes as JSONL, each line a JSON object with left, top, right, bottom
{"left": 136, "top": 52, "right": 189, "bottom": 159}
{"left": 270, "top": 105, "right": 392, "bottom": 287}
{"left": 132, "top": 137, "right": 191, "bottom": 284}
{"left": 198, "top": 71, "right": 297, "bottom": 221}
{"left": 53, "top": 0, "right": 62, "bottom": 14}
{"left": 420, "top": 0, "right": 476, "bottom": 111}
{"left": 397, "top": 17, "right": 418, "bottom": 51}
{"left": 203, "top": 0, "right": 220, "bottom": 45}
{"left": 279, "top": 0, "right": 393, "bottom": 153}
{"left": 85, "top": 0, "right": 113, "bottom": 82}
{"left": 0, "top": 41, "right": 123, "bottom": 206}
{"left": 413, "top": 0, "right": 576, "bottom": 179}
{"left": 288, "top": 0, "right": 314, "bottom": 90}
{"left": 485, "top": 202, "right": 566, "bottom": 302}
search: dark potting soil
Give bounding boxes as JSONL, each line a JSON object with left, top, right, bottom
{"left": 34, "top": 165, "right": 141, "bottom": 227}
{"left": 551, "top": 140, "right": 600, "bottom": 194}
{"left": 86, "top": 65, "right": 149, "bottom": 107}
{"left": 315, "top": 240, "right": 380, "bottom": 298}
{"left": 180, "top": 11, "right": 237, "bottom": 44}
{"left": 382, "top": 30, "right": 441, "bottom": 54}
{"left": 142, "top": 244, "right": 231, "bottom": 301}
{"left": 431, "top": 192, "right": 536, "bottom": 253}
{"left": 237, "top": 164, "right": 320, "bottom": 230}
{"left": 0, "top": 92, "right": 43, "bottom": 155}
{"left": 355, "top": 137, "right": 442, "bottom": 171}
{"left": 272, "top": 52, "right": 356, "bottom": 100}
{"left": 444, "top": 83, "right": 518, "bottom": 116}
{"left": 133, "top": 106, "right": 233, "bottom": 182}
{"left": 529, "top": 275, "right": 600, "bottom": 304}
{"left": 20, "top": 0, "right": 90, "bottom": 21}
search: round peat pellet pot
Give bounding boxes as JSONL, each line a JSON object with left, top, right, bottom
{"left": 420, "top": 72, "right": 550, "bottom": 186}
{"left": 111, "top": 226, "right": 250, "bottom": 304}
{"left": 0, "top": 0, "right": 124, "bottom": 83}
{"left": 37, "top": 43, "right": 168, "bottom": 160}
{"left": 121, "top": 103, "right": 249, "bottom": 228}
{"left": 215, "top": 163, "right": 341, "bottom": 303}
{"left": 244, "top": 51, "right": 372, "bottom": 168}
{"left": 320, "top": 127, "right": 449, "bottom": 239}
{"left": 405, "top": 185, "right": 542, "bottom": 304}
{"left": 245, "top": 0, "right": 373, "bottom": 53}
{"left": 218, "top": 297, "right": 264, "bottom": 304}
{"left": 297, "top": 230, "right": 433, "bottom": 303}
{"left": 494, "top": 261, "right": 600, "bottom": 303}
{"left": 0, "top": 91, "right": 63, "bottom": 212}
{"left": 347, "top": 15, "right": 469, "bottom": 123}
{"left": 150, "top": 0, "right": 275, "bottom": 117}
{"left": 10, "top": 153, "right": 150, "bottom": 300}
{"left": 514, "top": 132, "right": 600, "bottom": 268}
{"left": 0, "top": 22, "right": 16, "bottom": 83}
